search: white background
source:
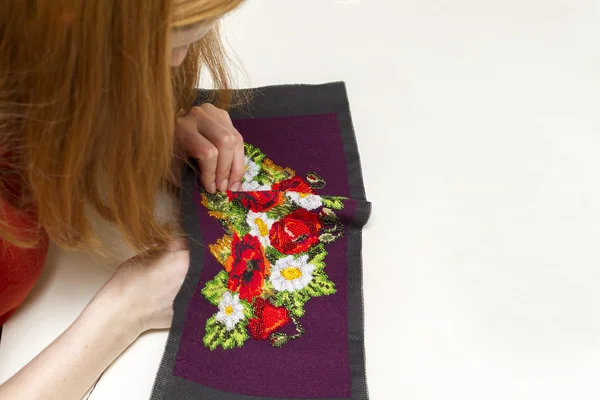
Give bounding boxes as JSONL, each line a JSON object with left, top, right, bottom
{"left": 3, "top": 0, "right": 600, "bottom": 399}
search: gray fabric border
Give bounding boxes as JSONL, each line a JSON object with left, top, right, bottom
{"left": 151, "top": 82, "right": 370, "bottom": 400}
{"left": 150, "top": 168, "right": 206, "bottom": 399}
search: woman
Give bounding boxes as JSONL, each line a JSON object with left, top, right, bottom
{"left": 0, "top": 0, "right": 245, "bottom": 398}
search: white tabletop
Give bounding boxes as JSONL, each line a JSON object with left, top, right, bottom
{"left": 3, "top": 1, "right": 600, "bottom": 399}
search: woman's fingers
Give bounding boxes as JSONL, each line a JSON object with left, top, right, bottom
{"left": 195, "top": 120, "right": 235, "bottom": 192}
{"left": 178, "top": 116, "right": 219, "bottom": 193}
{"left": 176, "top": 104, "right": 245, "bottom": 193}
{"left": 215, "top": 108, "right": 245, "bottom": 192}
{"left": 195, "top": 135, "right": 219, "bottom": 194}
{"left": 229, "top": 131, "right": 245, "bottom": 192}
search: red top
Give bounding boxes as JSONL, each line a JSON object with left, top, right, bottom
{"left": 0, "top": 198, "right": 49, "bottom": 326}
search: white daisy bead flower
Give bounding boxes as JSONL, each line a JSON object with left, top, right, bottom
{"left": 270, "top": 255, "right": 316, "bottom": 292}
{"left": 242, "top": 156, "right": 260, "bottom": 187}
{"left": 241, "top": 181, "right": 272, "bottom": 192}
{"left": 216, "top": 292, "right": 245, "bottom": 331}
{"left": 246, "top": 211, "right": 275, "bottom": 249}
{"left": 286, "top": 191, "right": 323, "bottom": 210}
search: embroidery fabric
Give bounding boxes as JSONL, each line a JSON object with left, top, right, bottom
{"left": 151, "top": 82, "right": 370, "bottom": 400}
{"left": 199, "top": 143, "right": 347, "bottom": 350}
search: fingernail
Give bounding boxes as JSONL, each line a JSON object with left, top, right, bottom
{"left": 209, "top": 182, "right": 216, "bottom": 193}
{"left": 230, "top": 182, "right": 241, "bottom": 192}
{"left": 219, "top": 180, "right": 228, "bottom": 192}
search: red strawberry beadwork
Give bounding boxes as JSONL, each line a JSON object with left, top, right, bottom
{"left": 248, "top": 298, "right": 291, "bottom": 340}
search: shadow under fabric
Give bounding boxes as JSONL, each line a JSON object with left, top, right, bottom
{"left": 151, "top": 82, "right": 371, "bottom": 400}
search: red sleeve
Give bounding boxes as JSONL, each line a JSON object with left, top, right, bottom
{"left": 0, "top": 199, "right": 49, "bottom": 326}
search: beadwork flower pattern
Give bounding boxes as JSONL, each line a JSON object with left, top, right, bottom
{"left": 215, "top": 292, "right": 245, "bottom": 331}
{"left": 246, "top": 211, "right": 275, "bottom": 249}
{"left": 199, "top": 143, "right": 347, "bottom": 350}
{"left": 270, "top": 255, "right": 316, "bottom": 292}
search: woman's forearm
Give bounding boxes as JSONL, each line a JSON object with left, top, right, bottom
{"left": 0, "top": 289, "right": 140, "bottom": 400}
{"left": 0, "top": 239, "right": 189, "bottom": 399}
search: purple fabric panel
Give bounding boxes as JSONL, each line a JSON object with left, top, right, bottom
{"left": 233, "top": 114, "right": 351, "bottom": 198}
{"left": 173, "top": 114, "right": 353, "bottom": 398}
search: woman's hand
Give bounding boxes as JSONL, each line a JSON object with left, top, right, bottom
{"left": 103, "top": 239, "right": 190, "bottom": 333}
{"left": 0, "top": 240, "right": 190, "bottom": 400}
{"left": 176, "top": 103, "right": 245, "bottom": 194}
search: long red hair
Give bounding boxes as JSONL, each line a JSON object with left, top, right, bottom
{"left": 0, "top": 0, "right": 244, "bottom": 253}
